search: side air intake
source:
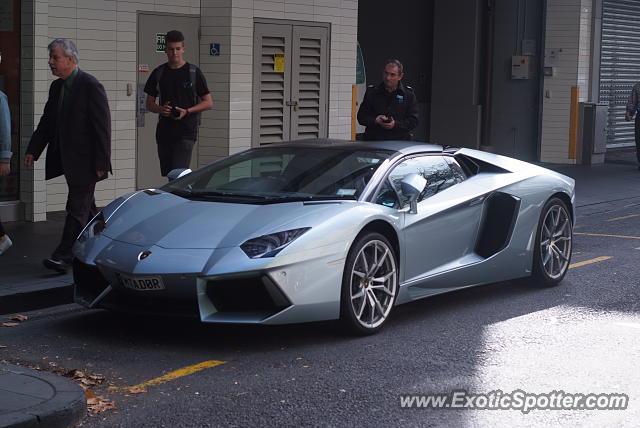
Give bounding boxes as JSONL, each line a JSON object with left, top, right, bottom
{"left": 475, "top": 192, "right": 520, "bottom": 258}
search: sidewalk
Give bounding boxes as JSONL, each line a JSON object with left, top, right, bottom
{"left": 0, "top": 211, "right": 72, "bottom": 316}
{"left": 0, "top": 363, "right": 85, "bottom": 428}
{"left": 0, "top": 147, "right": 638, "bottom": 428}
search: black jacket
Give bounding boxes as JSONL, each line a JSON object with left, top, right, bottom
{"left": 357, "top": 81, "right": 419, "bottom": 141}
{"left": 27, "top": 69, "right": 112, "bottom": 185}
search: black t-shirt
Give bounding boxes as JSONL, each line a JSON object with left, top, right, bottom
{"left": 144, "top": 62, "right": 210, "bottom": 140}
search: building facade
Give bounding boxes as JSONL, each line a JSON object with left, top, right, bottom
{"left": 0, "top": 0, "right": 623, "bottom": 222}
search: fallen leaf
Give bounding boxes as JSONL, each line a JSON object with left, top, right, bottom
{"left": 87, "top": 396, "right": 116, "bottom": 413}
{"left": 89, "top": 374, "right": 105, "bottom": 382}
{"left": 67, "top": 369, "right": 82, "bottom": 377}
{"left": 127, "top": 387, "right": 147, "bottom": 394}
{"left": 1, "top": 323, "right": 19, "bottom": 327}
{"left": 9, "top": 315, "right": 27, "bottom": 322}
{"left": 85, "top": 389, "right": 95, "bottom": 399}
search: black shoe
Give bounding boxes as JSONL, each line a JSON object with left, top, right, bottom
{"left": 43, "top": 258, "right": 70, "bottom": 273}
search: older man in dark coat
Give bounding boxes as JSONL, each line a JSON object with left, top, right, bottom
{"left": 25, "top": 38, "right": 111, "bottom": 273}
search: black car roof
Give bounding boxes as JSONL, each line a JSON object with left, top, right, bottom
{"left": 264, "top": 138, "right": 447, "bottom": 155}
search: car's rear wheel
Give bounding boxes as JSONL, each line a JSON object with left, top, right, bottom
{"left": 531, "top": 197, "right": 573, "bottom": 286}
{"left": 340, "top": 232, "right": 398, "bottom": 335}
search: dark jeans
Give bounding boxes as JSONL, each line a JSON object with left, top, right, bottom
{"left": 0, "top": 218, "right": 4, "bottom": 237}
{"left": 52, "top": 181, "right": 98, "bottom": 263}
{"left": 157, "top": 136, "right": 195, "bottom": 177}
{"left": 635, "top": 114, "right": 640, "bottom": 163}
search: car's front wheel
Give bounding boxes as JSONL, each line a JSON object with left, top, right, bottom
{"left": 531, "top": 197, "right": 573, "bottom": 286}
{"left": 340, "top": 232, "right": 398, "bottom": 335}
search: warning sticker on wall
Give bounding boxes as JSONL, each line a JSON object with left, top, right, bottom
{"left": 273, "top": 53, "right": 285, "bottom": 73}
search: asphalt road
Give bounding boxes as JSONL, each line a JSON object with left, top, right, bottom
{"left": 2, "top": 196, "right": 640, "bottom": 427}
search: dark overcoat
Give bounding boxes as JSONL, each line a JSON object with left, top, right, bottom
{"left": 27, "top": 69, "right": 111, "bottom": 185}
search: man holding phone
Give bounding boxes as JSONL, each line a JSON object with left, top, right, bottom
{"left": 144, "top": 30, "right": 213, "bottom": 177}
{"left": 357, "top": 59, "right": 418, "bottom": 141}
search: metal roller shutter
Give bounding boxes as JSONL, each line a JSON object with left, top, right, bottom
{"left": 600, "top": 0, "right": 640, "bottom": 147}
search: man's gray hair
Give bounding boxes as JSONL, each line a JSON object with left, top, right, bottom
{"left": 48, "top": 39, "right": 79, "bottom": 64}
{"left": 384, "top": 59, "right": 404, "bottom": 74}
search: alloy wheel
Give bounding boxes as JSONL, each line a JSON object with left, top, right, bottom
{"left": 349, "top": 239, "right": 398, "bottom": 329}
{"left": 539, "top": 204, "right": 572, "bottom": 279}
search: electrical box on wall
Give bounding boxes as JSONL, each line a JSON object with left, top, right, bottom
{"left": 511, "top": 56, "right": 533, "bottom": 80}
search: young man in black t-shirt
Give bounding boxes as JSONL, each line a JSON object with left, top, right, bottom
{"left": 144, "top": 30, "right": 213, "bottom": 176}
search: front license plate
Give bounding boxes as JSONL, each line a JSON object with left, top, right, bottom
{"left": 117, "top": 273, "right": 165, "bottom": 291}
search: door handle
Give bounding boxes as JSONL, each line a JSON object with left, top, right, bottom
{"left": 286, "top": 100, "right": 299, "bottom": 111}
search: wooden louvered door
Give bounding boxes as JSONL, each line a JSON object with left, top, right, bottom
{"left": 290, "top": 25, "right": 328, "bottom": 140}
{"left": 252, "top": 23, "right": 291, "bottom": 146}
{"left": 253, "top": 21, "right": 329, "bottom": 147}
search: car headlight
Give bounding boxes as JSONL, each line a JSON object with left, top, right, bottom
{"left": 77, "top": 212, "right": 106, "bottom": 243}
{"left": 240, "top": 227, "right": 311, "bottom": 259}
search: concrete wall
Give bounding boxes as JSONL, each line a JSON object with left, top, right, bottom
{"left": 20, "top": 0, "right": 358, "bottom": 219}
{"left": 540, "top": 0, "right": 592, "bottom": 163}
{"left": 430, "top": 0, "right": 546, "bottom": 160}
{"left": 487, "top": 0, "right": 544, "bottom": 162}
{"left": 202, "top": 0, "right": 358, "bottom": 160}
{"left": 21, "top": 0, "right": 200, "bottom": 220}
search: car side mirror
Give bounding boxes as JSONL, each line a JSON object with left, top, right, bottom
{"left": 167, "top": 168, "right": 192, "bottom": 181}
{"left": 400, "top": 173, "right": 427, "bottom": 214}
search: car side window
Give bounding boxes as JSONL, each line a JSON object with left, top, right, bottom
{"left": 386, "top": 155, "right": 463, "bottom": 207}
{"left": 444, "top": 156, "right": 467, "bottom": 182}
{"left": 375, "top": 179, "right": 400, "bottom": 208}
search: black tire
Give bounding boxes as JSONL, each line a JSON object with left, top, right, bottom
{"left": 340, "top": 232, "right": 399, "bottom": 335}
{"left": 530, "top": 197, "right": 573, "bottom": 287}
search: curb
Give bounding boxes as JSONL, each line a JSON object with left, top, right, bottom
{"left": 0, "top": 284, "right": 73, "bottom": 316}
{"left": 0, "top": 364, "right": 86, "bottom": 428}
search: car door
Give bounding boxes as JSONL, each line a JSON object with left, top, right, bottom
{"left": 383, "top": 155, "right": 484, "bottom": 288}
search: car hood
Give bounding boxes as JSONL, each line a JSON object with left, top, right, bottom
{"left": 100, "top": 190, "right": 348, "bottom": 249}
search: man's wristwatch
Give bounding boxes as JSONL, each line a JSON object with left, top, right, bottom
{"left": 186, "top": 108, "right": 190, "bottom": 116}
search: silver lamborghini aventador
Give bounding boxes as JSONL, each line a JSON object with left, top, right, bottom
{"left": 73, "top": 139, "right": 575, "bottom": 334}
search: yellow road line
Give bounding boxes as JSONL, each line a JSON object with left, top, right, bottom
{"left": 109, "top": 360, "right": 225, "bottom": 391}
{"left": 574, "top": 232, "right": 640, "bottom": 240}
{"left": 569, "top": 256, "right": 612, "bottom": 269}
{"left": 606, "top": 214, "right": 640, "bottom": 222}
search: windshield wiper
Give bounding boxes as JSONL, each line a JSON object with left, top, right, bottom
{"left": 264, "top": 195, "right": 356, "bottom": 203}
{"left": 171, "top": 189, "right": 270, "bottom": 200}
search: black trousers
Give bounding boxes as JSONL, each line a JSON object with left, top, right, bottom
{"left": 52, "top": 181, "right": 97, "bottom": 263}
{"left": 0, "top": 218, "right": 5, "bottom": 237}
{"left": 157, "top": 136, "right": 195, "bottom": 177}
{"left": 635, "top": 114, "right": 640, "bottom": 163}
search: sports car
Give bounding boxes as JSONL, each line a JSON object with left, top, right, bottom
{"left": 73, "top": 139, "right": 575, "bottom": 334}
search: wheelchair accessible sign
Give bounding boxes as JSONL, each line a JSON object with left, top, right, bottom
{"left": 210, "top": 43, "right": 220, "bottom": 56}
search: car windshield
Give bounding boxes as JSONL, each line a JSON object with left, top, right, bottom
{"left": 161, "top": 146, "right": 394, "bottom": 203}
